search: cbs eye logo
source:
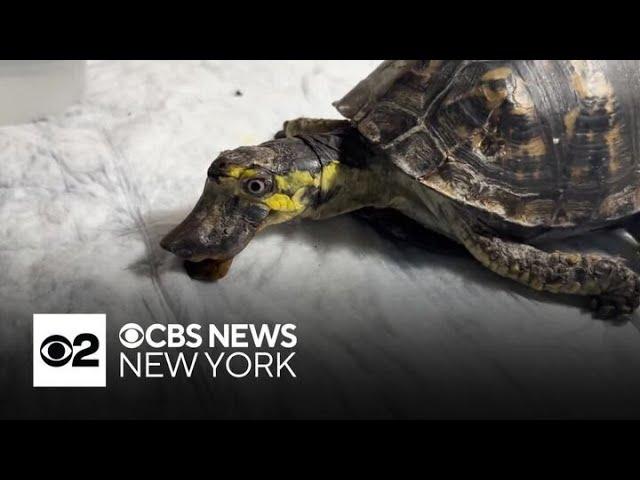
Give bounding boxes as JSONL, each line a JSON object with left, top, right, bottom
{"left": 40, "top": 333, "right": 99, "bottom": 367}
{"left": 119, "top": 323, "right": 144, "bottom": 348}
{"left": 33, "top": 314, "right": 106, "bottom": 387}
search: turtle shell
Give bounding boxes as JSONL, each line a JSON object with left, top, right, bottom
{"left": 334, "top": 60, "right": 640, "bottom": 232}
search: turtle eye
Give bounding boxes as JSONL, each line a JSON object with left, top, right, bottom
{"left": 244, "top": 177, "right": 270, "bottom": 196}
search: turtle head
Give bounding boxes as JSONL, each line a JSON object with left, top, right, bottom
{"left": 160, "top": 137, "right": 323, "bottom": 278}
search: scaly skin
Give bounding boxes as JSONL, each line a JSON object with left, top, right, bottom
{"left": 455, "top": 223, "right": 640, "bottom": 317}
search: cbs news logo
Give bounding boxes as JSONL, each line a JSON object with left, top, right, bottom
{"left": 33, "top": 314, "right": 106, "bottom": 387}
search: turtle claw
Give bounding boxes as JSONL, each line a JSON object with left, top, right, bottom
{"left": 590, "top": 297, "right": 620, "bottom": 319}
{"left": 587, "top": 259, "right": 640, "bottom": 318}
{"left": 590, "top": 293, "right": 637, "bottom": 319}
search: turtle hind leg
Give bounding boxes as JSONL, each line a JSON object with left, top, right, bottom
{"left": 274, "top": 117, "right": 352, "bottom": 139}
{"left": 353, "top": 207, "right": 466, "bottom": 255}
{"left": 456, "top": 226, "right": 640, "bottom": 318}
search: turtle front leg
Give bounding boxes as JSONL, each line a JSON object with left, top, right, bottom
{"left": 457, "top": 228, "right": 640, "bottom": 317}
{"left": 275, "top": 117, "right": 351, "bottom": 138}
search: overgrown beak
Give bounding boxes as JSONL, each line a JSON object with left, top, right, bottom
{"left": 160, "top": 181, "right": 269, "bottom": 280}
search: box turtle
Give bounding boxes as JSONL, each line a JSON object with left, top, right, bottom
{"left": 162, "top": 60, "right": 640, "bottom": 317}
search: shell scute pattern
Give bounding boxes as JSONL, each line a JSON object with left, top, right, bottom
{"left": 335, "top": 60, "right": 640, "bottom": 230}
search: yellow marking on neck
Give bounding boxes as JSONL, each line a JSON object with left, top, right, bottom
{"left": 225, "top": 162, "right": 352, "bottom": 221}
{"left": 320, "top": 161, "right": 341, "bottom": 193}
{"left": 263, "top": 168, "right": 323, "bottom": 215}
{"left": 262, "top": 162, "right": 344, "bottom": 217}
{"left": 274, "top": 169, "right": 319, "bottom": 193}
{"left": 264, "top": 193, "right": 303, "bottom": 212}
{"left": 262, "top": 189, "right": 312, "bottom": 228}
{"left": 226, "top": 166, "right": 258, "bottom": 179}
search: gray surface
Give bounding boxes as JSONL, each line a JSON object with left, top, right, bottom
{"left": 2, "top": 60, "right": 640, "bottom": 419}
{"left": 0, "top": 61, "right": 85, "bottom": 125}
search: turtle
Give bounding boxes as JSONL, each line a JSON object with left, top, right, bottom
{"left": 161, "top": 60, "right": 640, "bottom": 318}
